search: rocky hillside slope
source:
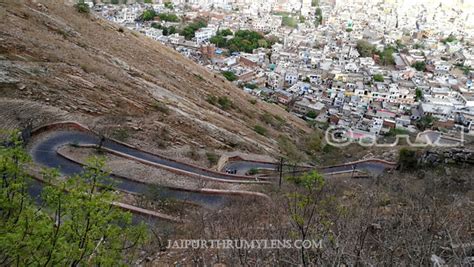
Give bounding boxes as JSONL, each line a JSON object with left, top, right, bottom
{"left": 0, "top": 0, "right": 310, "bottom": 155}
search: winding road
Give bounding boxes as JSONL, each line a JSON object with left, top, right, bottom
{"left": 223, "top": 159, "right": 395, "bottom": 177}
{"left": 26, "top": 122, "right": 396, "bottom": 212}
{"left": 29, "top": 130, "right": 264, "bottom": 208}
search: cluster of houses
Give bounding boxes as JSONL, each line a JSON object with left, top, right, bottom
{"left": 91, "top": 0, "right": 474, "bottom": 144}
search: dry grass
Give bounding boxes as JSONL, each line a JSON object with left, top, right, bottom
{"left": 0, "top": 0, "right": 310, "bottom": 156}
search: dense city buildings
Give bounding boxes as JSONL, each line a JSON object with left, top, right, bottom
{"left": 93, "top": 0, "right": 473, "bottom": 144}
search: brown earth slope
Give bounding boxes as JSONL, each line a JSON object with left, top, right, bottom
{"left": 0, "top": 0, "right": 309, "bottom": 156}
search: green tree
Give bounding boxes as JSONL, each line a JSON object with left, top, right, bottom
{"left": 158, "top": 13, "right": 179, "bottom": 22}
{"left": 257, "top": 39, "right": 268, "bottom": 48}
{"left": 218, "top": 28, "right": 233, "bottom": 36}
{"left": 164, "top": 1, "right": 173, "bottom": 9}
{"left": 164, "top": 26, "right": 176, "bottom": 35}
{"left": 377, "top": 46, "right": 396, "bottom": 65}
{"left": 210, "top": 35, "right": 227, "bottom": 47}
{"left": 315, "top": 8, "right": 323, "bottom": 25}
{"left": 442, "top": 34, "right": 456, "bottom": 44}
{"left": 415, "top": 88, "right": 423, "bottom": 101}
{"left": 311, "top": 0, "right": 319, "bottom": 6}
{"left": 140, "top": 9, "right": 156, "bottom": 21}
{"left": 282, "top": 15, "right": 298, "bottom": 28}
{"left": 214, "top": 30, "right": 269, "bottom": 53}
{"left": 416, "top": 114, "right": 435, "bottom": 131}
{"left": 0, "top": 132, "right": 146, "bottom": 266}
{"left": 285, "top": 171, "right": 334, "bottom": 266}
{"left": 373, "top": 74, "right": 384, "bottom": 82}
{"left": 356, "top": 39, "right": 376, "bottom": 57}
{"left": 412, "top": 61, "right": 426, "bottom": 71}
{"left": 306, "top": 110, "right": 317, "bottom": 119}
{"left": 180, "top": 18, "right": 207, "bottom": 40}
{"left": 398, "top": 148, "right": 418, "bottom": 171}
{"left": 221, "top": 71, "right": 237, "bottom": 81}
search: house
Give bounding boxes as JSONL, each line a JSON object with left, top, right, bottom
{"left": 285, "top": 69, "right": 299, "bottom": 85}
{"left": 308, "top": 73, "right": 322, "bottom": 84}
{"left": 195, "top": 27, "right": 217, "bottom": 44}
{"left": 274, "top": 89, "right": 293, "bottom": 104}
{"left": 419, "top": 102, "right": 454, "bottom": 119}
{"left": 345, "top": 62, "right": 359, "bottom": 72}
{"left": 144, "top": 28, "right": 162, "bottom": 40}
{"left": 396, "top": 116, "right": 411, "bottom": 127}
{"left": 293, "top": 98, "right": 325, "bottom": 115}
{"left": 433, "top": 60, "right": 451, "bottom": 72}
{"left": 267, "top": 72, "right": 283, "bottom": 89}
{"left": 359, "top": 57, "right": 375, "bottom": 67}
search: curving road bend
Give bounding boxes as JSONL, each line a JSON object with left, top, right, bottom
{"left": 223, "top": 160, "right": 395, "bottom": 177}
{"left": 27, "top": 127, "right": 395, "bottom": 210}
{"left": 320, "top": 161, "right": 394, "bottom": 175}
{"left": 29, "top": 130, "right": 244, "bottom": 207}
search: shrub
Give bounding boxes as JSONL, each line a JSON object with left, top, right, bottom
{"left": 74, "top": 1, "right": 90, "bottom": 13}
{"left": 152, "top": 101, "right": 170, "bottom": 114}
{"left": 277, "top": 135, "right": 305, "bottom": 163}
{"left": 164, "top": 1, "right": 174, "bottom": 9}
{"left": 206, "top": 95, "right": 218, "bottom": 105}
{"left": 412, "top": 61, "right": 426, "bottom": 72}
{"left": 260, "top": 112, "right": 285, "bottom": 129}
{"left": 194, "top": 73, "right": 204, "bottom": 80}
{"left": 206, "top": 152, "right": 219, "bottom": 166}
{"left": 207, "top": 95, "right": 233, "bottom": 110}
{"left": 244, "top": 83, "right": 258, "bottom": 89}
{"left": 273, "top": 115, "right": 285, "bottom": 124}
{"left": 217, "top": 96, "right": 233, "bottom": 110}
{"left": 112, "top": 128, "right": 129, "bottom": 141}
{"left": 222, "top": 71, "right": 237, "bottom": 82}
{"left": 303, "top": 131, "right": 322, "bottom": 154}
{"left": 187, "top": 146, "right": 200, "bottom": 160}
{"left": 260, "top": 112, "right": 275, "bottom": 125}
{"left": 254, "top": 125, "right": 267, "bottom": 136}
{"left": 248, "top": 168, "right": 259, "bottom": 175}
{"left": 306, "top": 110, "right": 317, "bottom": 119}
{"left": 398, "top": 148, "right": 418, "bottom": 171}
{"left": 249, "top": 99, "right": 257, "bottom": 105}
{"left": 386, "top": 128, "right": 409, "bottom": 137}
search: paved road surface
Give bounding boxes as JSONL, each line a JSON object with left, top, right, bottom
{"left": 223, "top": 160, "right": 394, "bottom": 176}
{"left": 30, "top": 130, "right": 236, "bottom": 208}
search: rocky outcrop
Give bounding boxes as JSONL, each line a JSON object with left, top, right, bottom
{"left": 421, "top": 148, "right": 474, "bottom": 165}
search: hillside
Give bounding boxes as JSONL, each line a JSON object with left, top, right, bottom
{"left": 0, "top": 0, "right": 310, "bottom": 157}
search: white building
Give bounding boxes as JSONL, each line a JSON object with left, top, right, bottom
{"left": 285, "top": 69, "right": 299, "bottom": 85}
{"left": 145, "top": 28, "right": 163, "bottom": 40}
{"left": 195, "top": 27, "right": 217, "bottom": 44}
